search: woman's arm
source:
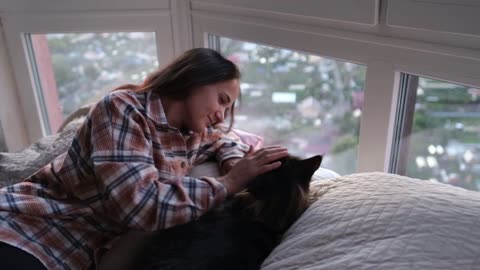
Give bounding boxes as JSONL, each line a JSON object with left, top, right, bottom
{"left": 86, "top": 92, "right": 228, "bottom": 231}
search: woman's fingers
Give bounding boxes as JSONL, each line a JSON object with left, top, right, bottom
{"left": 249, "top": 145, "right": 289, "bottom": 175}
{"left": 220, "top": 146, "right": 289, "bottom": 195}
{"left": 261, "top": 150, "right": 288, "bottom": 164}
{"left": 258, "top": 161, "right": 282, "bottom": 175}
{"left": 256, "top": 150, "right": 287, "bottom": 173}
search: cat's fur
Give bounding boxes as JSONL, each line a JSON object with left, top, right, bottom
{"left": 133, "top": 155, "right": 322, "bottom": 270}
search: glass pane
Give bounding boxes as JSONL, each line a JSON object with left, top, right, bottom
{"left": 30, "top": 32, "right": 159, "bottom": 133}
{"left": 219, "top": 37, "right": 366, "bottom": 174}
{"left": 398, "top": 76, "right": 480, "bottom": 191}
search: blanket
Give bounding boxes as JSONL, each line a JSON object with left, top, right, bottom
{"left": 0, "top": 119, "right": 84, "bottom": 187}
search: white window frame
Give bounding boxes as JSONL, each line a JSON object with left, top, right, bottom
{"left": 1, "top": 8, "right": 176, "bottom": 147}
{"left": 190, "top": 4, "right": 480, "bottom": 173}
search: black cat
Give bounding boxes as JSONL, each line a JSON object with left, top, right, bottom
{"left": 133, "top": 155, "right": 322, "bottom": 270}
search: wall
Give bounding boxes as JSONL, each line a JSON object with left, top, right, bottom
{"left": 0, "top": 22, "right": 28, "bottom": 150}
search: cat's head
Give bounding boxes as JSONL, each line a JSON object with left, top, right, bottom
{"left": 235, "top": 155, "right": 322, "bottom": 233}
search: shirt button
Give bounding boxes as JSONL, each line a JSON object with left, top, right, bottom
{"left": 181, "top": 162, "right": 186, "bottom": 168}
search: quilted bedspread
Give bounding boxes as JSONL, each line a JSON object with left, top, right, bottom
{"left": 262, "top": 172, "right": 480, "bottom": 270}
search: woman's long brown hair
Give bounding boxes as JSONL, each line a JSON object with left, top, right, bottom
{"left": 114, "top": 48, "right": 241, "bottom": 130}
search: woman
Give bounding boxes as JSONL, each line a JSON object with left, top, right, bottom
{"left": 0, "top": 48, "right": 288, "bottom": 270}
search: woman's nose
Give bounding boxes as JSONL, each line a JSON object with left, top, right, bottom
{"left": 214, "top": 111, "right": 224, "bottom": 123}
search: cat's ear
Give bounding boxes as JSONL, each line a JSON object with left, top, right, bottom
{"left": 299, "top": 155, "right": 323, "bottom": 184}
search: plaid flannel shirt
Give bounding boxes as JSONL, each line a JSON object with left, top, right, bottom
{"left": 0, "top": 90, "right": 248, "bottom": 270}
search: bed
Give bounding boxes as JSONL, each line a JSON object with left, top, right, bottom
{"left": 1, "top": 109, "right": 479, "bottom": 270}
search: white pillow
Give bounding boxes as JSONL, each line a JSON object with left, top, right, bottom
{"left": 262, "top": 172, "right": 480, "bottom": 270}
{"left": 313, "top": 167, "right": 340, "bottom": 180}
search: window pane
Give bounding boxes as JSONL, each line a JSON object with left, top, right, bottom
{"left": 219, "top": 37, "right": 366, "bottom": 174}
{"left": 30, "top": 32, "right": 159, "bottom": 133}
{"left": 395, "top": 76, "right": 480, "bottom": 191}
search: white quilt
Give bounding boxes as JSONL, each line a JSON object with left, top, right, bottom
{"left": 262, "top": 172, "right": 480, "bottom": 270}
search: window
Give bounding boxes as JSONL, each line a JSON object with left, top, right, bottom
{"left": 392, "top": 75, "right": 480, "bottom": 191}
{"left": 29, "top": 32, "right": 159, "bottom": 133}
{"left": 217, "top": 36, "right": 366, "bottom": 174}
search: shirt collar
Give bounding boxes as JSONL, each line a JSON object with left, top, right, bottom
{"left": 146, "top": 91, "right": 196, "bottom": 136}
{"left": 145, "top": 90, "right": 169, "bottom": 126}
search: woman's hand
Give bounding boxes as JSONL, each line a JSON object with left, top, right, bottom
{"left": 217, "top": 145, "right": 288, "bottom": 195}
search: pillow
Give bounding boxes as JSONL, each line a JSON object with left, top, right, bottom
{"left": 261, "top": 172, "right": 480, "bottom": 270}
{"left": 0, "top": 102, "right": 90, "bottom": 188}
{"left": 0, "top": 119, "right": 84, "bottom": 187}
{"left": 231, "top": 128, "right": 264, "bottom": 150}
{"left": 313, "top": 167, "right": 340, "bottom": 180}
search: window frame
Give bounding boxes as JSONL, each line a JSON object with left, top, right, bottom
{"left": 389, "top": 73, "right": 419, "bottom": 175}
{"left": 390, "top": 73, "right": 480, "bottom": 189}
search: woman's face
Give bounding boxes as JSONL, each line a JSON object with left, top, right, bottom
{"left": 183, "top": 79, "right": 240, "bottom": 133}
